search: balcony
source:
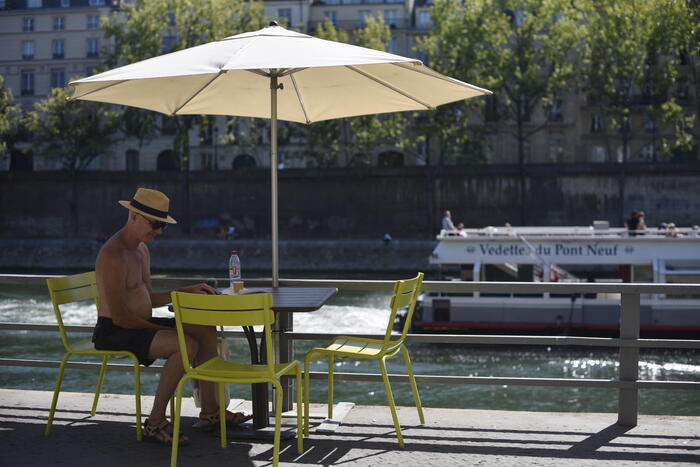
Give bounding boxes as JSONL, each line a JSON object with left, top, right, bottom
{"left": 308, "top": 18, "right": 410, "bottom": 31}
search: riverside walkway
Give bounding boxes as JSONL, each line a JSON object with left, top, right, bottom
{"left": 1, "top": 389, "right": 698, "bottom": 466}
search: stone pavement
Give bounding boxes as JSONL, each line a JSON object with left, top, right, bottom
{"left": 1, "top": 388, "right": 698, "bottom": 466}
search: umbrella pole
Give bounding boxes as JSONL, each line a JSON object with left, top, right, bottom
{"left": 271, "top": 76, "right": 279, "bottom": 288}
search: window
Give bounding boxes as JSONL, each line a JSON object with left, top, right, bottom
{"left": 388, "top": 38, "right": 397, "bottom": 54}
{"left": 616, "top": 145, "right": 630, "bottom": 163}
{"left": 383, "top": 9, "right": 397, "bottom": 27}
{"left": 27, "top": 0, "right": 41, "bottom": 8}
{"left": 162, "top": 36, "right": 176, "bottom": 54}
{"left": 619, "top": 115, "right": 631, "bottom": 134}
{"left": 21, "top": 70, "right": 35, "bottom": 96}
{"left": 61, "top": 0, "right": 70, "bottom": 7}
{"left": 548, "top": 98, "right": 563, "bottom": 122}
{"left": 590, "top": 114, "right": 603, "bottom": 133}
{"left": 548, "top": 133, "right": 564, "bottom": 162}
{"left": 22, "top": 41, "right": 35, "bottom": 60}
{"left": 278, "top": 8, "right": 292, "bottom": 26}
{"left": 417, "top": 11, "right": 432, "bottom": 29}
{"left": 641, "top": 144, "right": 655, "bottom": 161}
{"left": 644, "top": 115, "right": 657, "bottom": 133}
{"left": 324, "top": 11, "right": 337, "bottom": 24}
{"left": 51, "top": 69, "right": 66, "bottom": 88}
{"left": 88, "top": 0, "right": 105, "bottom": 5}
{"left": 87, "top": 38, "right": 100, "bottom": 57}
{"left": 52, "top": 40, "right": 65, "bottom": 59}
{"left": 126, "top": 149, "right": 139, "bottom": 172}
{"left": 358, "top": 10, "right": 371, "bottom": 27}
{"left": 618, "top": 79, "right": 631, "bottom": 101}
{"left": 201, "top": 152, "right": 214, "bottom": 171}
{"left": 591, "top": 145, "right": 606, "bottom": 163}
{"left": 53, "top": 17, "right": 65, "bottom": 31}
{"left": 22, "top": 17, "right": 34, "bottom": 32}
{"left": 87, "top": 15, "right": 100, "bottom": 29}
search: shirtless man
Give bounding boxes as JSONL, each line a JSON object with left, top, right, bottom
{"left": 92, "top": 188, "right": 250, "bottom": 445}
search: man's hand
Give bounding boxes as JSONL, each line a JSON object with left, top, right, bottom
{"left": 179, "top": 283, "right": 221, "bottom": 295}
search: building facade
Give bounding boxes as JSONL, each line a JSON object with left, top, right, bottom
{"left": 0, "top": 0, "right": 696, "bottom": 172}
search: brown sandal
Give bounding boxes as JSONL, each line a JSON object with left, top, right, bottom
{"left": 143, "top": 419, "right": 190, "bottom": 446}
{"left": 192, "top": 410, "right": 253, "bottom": 431}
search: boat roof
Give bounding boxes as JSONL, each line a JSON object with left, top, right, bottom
{"left": 432, "top": 225, "right": 700, "bottom": 266}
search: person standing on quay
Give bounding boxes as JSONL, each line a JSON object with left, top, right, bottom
{"left": 92, "top": 187, "right": 251, "bottom": 445}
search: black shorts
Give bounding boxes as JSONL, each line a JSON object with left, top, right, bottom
{"left": 92, "top": 317, "right": 175, "bottom": 366}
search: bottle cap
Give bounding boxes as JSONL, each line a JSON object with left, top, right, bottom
{"left": 230, "top": 250, "right": 238, "bottom": 255}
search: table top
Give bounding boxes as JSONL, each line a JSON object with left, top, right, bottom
{"left": 221, "top": 286, "right": 338, "bottom": 313}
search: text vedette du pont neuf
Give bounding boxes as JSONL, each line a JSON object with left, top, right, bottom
{"left": 477, "top": 243, "right": 620, "bottom": 257}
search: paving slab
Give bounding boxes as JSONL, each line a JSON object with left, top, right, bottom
{"left": 0, "top": 388, "right": 698, "bottom": 466}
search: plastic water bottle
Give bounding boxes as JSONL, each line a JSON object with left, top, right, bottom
{"left": 229, "top": 250, "right": 241, "bottom": 290}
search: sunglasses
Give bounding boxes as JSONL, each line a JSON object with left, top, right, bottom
{"left": 139, "top": 213, "right": 168, "bottom": 231}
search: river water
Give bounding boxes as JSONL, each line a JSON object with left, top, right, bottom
{"left": 1, "top": 284, "right": 698, "bottom": 415}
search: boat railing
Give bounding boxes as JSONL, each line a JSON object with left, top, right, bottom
{"left": 0, "top": 274, "right": 699, "bottom": 428}
{"left": 437, "top": 225, "right": 700, "bottom": 239}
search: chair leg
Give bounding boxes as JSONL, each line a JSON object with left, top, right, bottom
{"left": 45, "top": 353, "right": 71, "bottom": 436}
{"left": 218, "top": 382, "right": 226, "bottom": 449}
{"left": 133, "top": 360, "right": 142, "bottom": 441}
{"left": 303, "top": 357, "right": 311, "bottom": 437}
{"left": 272, "top": 380, "right": 283, "bottom": 467}
{"left": 91, "top": 355, "right": 109, "bottom": 416}
{"left": 327, "top": 353, "right": 334, "bottom": 420}
{"left": 295, "top": 365, "right": 303, "bottom": 454}
{"left": 170, "top": 379, "right": 186, "bottom": 467}
{"left": 401, "top": 345, "right": 425, "bottom": 424}
{"left": 380, "top": 357, "right": 404, "bottom": 447}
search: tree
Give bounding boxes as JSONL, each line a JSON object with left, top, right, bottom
{"left": 422, "top": 0, "right": 581, "bottom": 222}
{"left": 26, "top": 86, "right": 120, "bottom": 234}
{"left": 102, "top": 0, "right": 266, "bottom": 232}
{"left": 346, "top": 15, "right": 409, "bottom": 167}
{"left": 580, "top": 0, "right": 696, "bottom": 222}
{"left": 0, "top": 76, "right": 23, "bottom": 167}
{"left": 418, "top": 0, "right": 505, "bottom": 167}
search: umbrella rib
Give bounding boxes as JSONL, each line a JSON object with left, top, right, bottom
{"left": 391, "top": 62, "right": 493, "bottom": 94}
{"left": 171, "top": 71, "right": 227, "bottom": 115}
{"left": 346, "top": 65, "right": 435, "bottom": 110}
{"left": 68, "top": 80, "right": 129, "bottom": 100}
{"left": 289, "top": 73, "right": 311, "bottom": 124}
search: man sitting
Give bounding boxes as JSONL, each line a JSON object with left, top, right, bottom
{"left": 92, "top": 187, "right": 251, "bottom": 445}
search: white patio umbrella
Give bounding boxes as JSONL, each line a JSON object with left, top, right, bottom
{"left": 69, "top": 22, "right": 491, "bottom": 286}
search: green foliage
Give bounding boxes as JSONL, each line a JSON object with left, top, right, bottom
{"left": 579, "top": 0, "right": 698, "bottom": 162}
{"left": 0, "top": 76, "right": 22, "bottom": 157}
{"left": 25, "top": 87, "right": 120, "bottom": 171}
{"left": 102, "top": 0, "right": 266, "bottom": 170}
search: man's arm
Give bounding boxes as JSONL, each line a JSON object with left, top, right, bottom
{"left": 96, "top": 247, "right": 166, "bottom": 329}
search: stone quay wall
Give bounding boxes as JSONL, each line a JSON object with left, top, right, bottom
{"left": 1, "top": 163, "right": 700, "bottom": 242}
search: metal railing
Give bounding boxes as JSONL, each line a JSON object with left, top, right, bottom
{"left": 1, "top": 274, "right": 699, "bottom": 428}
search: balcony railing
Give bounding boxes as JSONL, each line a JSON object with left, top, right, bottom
{"left": 308, "top": 18, "right": 410, "bottom": 31}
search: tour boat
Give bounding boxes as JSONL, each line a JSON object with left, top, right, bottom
{"left": 405, "top": 224, "right": 700, "bottom": 338}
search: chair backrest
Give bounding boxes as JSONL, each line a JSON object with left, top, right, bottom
{"left": 383, "top": 272, "right": 424, "bottom": 347}
{"left": 171, "top": 291, "right": 275, "bottom": 373}
{"left": 46, "top": 271, "right": 99, "bottom": 352}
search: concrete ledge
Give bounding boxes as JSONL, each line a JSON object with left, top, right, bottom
{"left": 2, "top": 388, "right": 699, "bottom": 466}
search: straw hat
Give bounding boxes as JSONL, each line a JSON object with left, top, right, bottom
{"left": 119, "top": 188, "right": 177, "bottom": 224}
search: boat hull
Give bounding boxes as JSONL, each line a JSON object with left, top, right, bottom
{"left": 408, "top": 294, "right": 700, "bottom": 338}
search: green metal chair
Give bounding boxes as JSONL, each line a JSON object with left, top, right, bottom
{"left": 44, "top": 271, "right": 143, "bottom": 439}
{"left": 170, "top": 291, "right": 303, "bottom": 467}
{"left": 304, "top": 272, "right": 425, "bottom": 447}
